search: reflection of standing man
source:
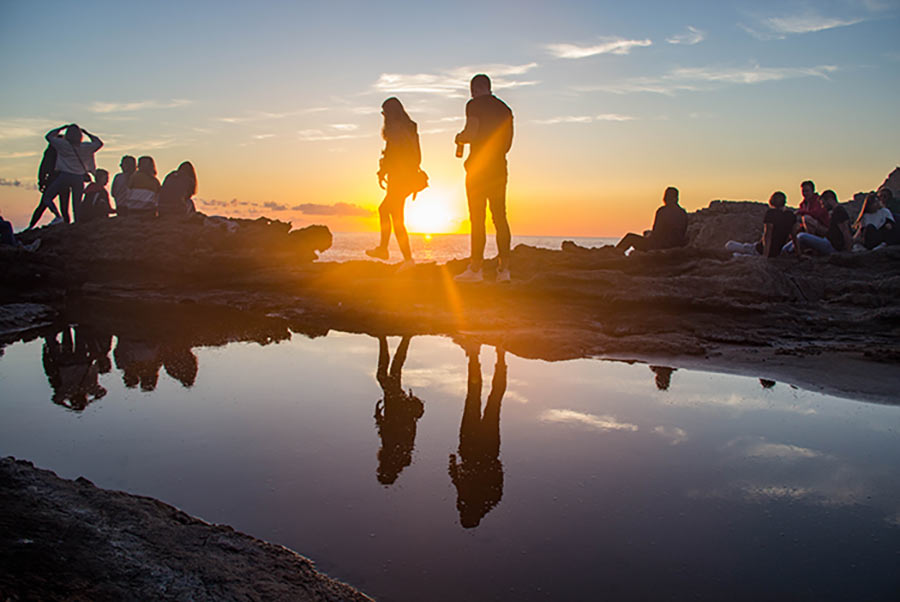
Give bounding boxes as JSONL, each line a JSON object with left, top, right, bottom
{"left": 454, "top": 74, "right": 514, "bottom": 283}
{"left": 449, "top": 344, "right": 506, "bottom": 528}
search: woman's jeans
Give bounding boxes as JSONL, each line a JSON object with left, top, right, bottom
{"left": 39, "top": 171, "right": 84, "bottom": 223}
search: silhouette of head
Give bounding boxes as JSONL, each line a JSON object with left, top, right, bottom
{"left": 65, "top": 124, "right": 83, "bottom": 145}
{"left": 768, "top": 191, "right": 786, "bottom": 208}
{"left": 95, "top": 169, "right": 109, "bottom": 186}
{"left": 820, "top": 189, "right": 838, "bottom": 209}
{"left": 801, "top": 180, "right": 816, "bottom": 201}
{"left": 663, "top": 187, "right": 679, "bottom": 206}
{"left": 120, "top": 155, "right": 136, "bottom": 173}
{"left": 137, "top": 156, "right": 156, "bottom": 176}
{"left": 759, "top": 379, "right": 776, "bottom": 389}
{"left": 650, "top": 365, "right": 675, "bottom": 390}
{"left": 470, "top": 74, "right": 491, "bottom": 98}
{"left": 877, "top": 187, "right": 893, "bottom": 204}
{"left": 860, "top": 192, "right": 880, "bottom": 215}
{"left": 178, "top": 161, "right": 197, "bottom": 196}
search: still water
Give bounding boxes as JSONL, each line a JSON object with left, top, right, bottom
{"left": 1, "top": 319, "right": 898, "bottom": 601}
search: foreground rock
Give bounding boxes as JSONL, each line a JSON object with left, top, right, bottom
{"left": 0, "top": 457, "right": 371, "bottom": 602}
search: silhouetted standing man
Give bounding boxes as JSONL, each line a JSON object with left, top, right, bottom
{"left": 455, "top": 74, "right": 514, "bottom": 283}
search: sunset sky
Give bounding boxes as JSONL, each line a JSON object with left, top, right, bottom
{"left": 1, "top": 0, "right": 898, "bottom": 236}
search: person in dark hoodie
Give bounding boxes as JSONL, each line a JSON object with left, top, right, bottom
{"left": 157, "top": 161, "right": 198, "bottom": 219}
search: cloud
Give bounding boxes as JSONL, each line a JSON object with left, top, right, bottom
{"left": 545, "top": 38, "right": 652, "bottom": 59}
{"left": 0, "top": 118, "right": 53, "bottom": 141}
{"left": 667, "top": 26, "right": 706, "bottom": 45}
{"left": 765, "top": 14, "right": 864, "bottom": 35}
{"left": 373, "top": 62, "right": 539, "bottom": 96}
{"left": 540, "top": 409, "right": 638, "bottom": 432}
{"left": 653, "top": 426, "right": 688, "bottom": 445}
{"left": 90, "top": 99, "right": 192, "bottom": 113}
{"left": 219, "top": 107, "right": 327, "bottom": 124}
{"left": 330, "top": 123, "right": 358, "bottom": 131}
{"left": 292, "top": 202, "right": 372, "bottom": 217}
{"left": 297, "top": 129, "right": 368, "bottom": 142}
{"left": 0, "top": 177, "right": 38, "bottom": 190}
{"left": 252, "top": 134, "right": 275, "bottom": 140}
{"left": 578, "top": 63, "right": 838, "bottom": 95}
{"left": 263, "top": 201, "right": 288, "bottom": 211}
{"left": 0, "top": 151, "right": 39, "bottom": 159}
{"left": 532, "top": 114, "right": 634, "bottom": 125}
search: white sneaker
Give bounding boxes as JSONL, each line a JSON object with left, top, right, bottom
{"left": 396, "top": 258, "right": 415, "bottom": 273}
{"left": 23, "top": 239, "right": 41, "bottom": 252}
{"left": 496, "top": 268, "right": 511, "bottom": 283}
{"left": 49, "top": 217, "right": 64, "bottom": 226}
{"left": 851, "top": 243, "right": 866, "bottom": 253}
{"left": 873, "top": 242, "right": 887, "bottom": 250}
{"left": 454, "top": 265, "right": 483, "bottom": 283}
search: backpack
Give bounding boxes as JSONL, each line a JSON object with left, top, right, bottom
{"left": 37, "top": 144, "right": 58, "bottom": 192}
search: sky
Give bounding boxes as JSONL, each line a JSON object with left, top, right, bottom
{"left": 1, "top": 0, "right": 898, "bottom": 236}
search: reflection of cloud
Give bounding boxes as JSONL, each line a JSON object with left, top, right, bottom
{"left": 545, "top": 38, "right": 652, "bottom": 59}
{"left": 742, "top": 441, "right": 822, "bottom": 460}
{"left": 667, "top": 26, "right": 706, "bottom": 45}
{"left": 653, "top": 426, "right": 688, "bottom": 445}
{"left": 373, "top": 63, "right": 539, "bottom": 96}
{"left": 292, "top": 202, "right": 372, "bottom": 217}
{"left": 579, "top": 63, "right": 837, "bottom": 95}
{"left": 541, "top": 409, "right": 638, "bottom": 432}
{"left": 532, "top": 114, "right": 634, "bottom": 125}
{"left": 90, "top": 99, "right": 191, "bottom": 113}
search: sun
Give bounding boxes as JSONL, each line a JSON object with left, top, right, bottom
{"left": 405, "top": 187, "right": 459, "bottom": 234}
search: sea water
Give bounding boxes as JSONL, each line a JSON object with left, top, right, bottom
{"left": 1, "top": 326, "right": 898, "bottom": 601}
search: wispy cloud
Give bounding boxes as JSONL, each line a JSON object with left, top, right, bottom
{"left": 219, "top": 107, "right": 328, "bottom": 124}
{"left": 741, "top": 9, "right": 867, "bottom": 40}
{"left": 90, "top": 99, "right": 192, "bottom": 113}
{"left": 0, "top": 151, "right": 39, "bottom": 159}
{"left": 532, "top": 113, "right": 634, "bottom": 125}
{"left": 0, "top": 118, "right": 53, "bottom": 141}
{"left": 293, "top": 202, "right": 372, "bottom": 217}
{"left": 545, "top": 38, "right": 652, "bottom": 59}
{"left": 252, "top": 134, "right": 275, "bottom": 140}
{"left": 0, "top": 177, "right": 38, "bottom": 190}
{"left": 373, "top": 62, "right": 539, "bottom": 96}
{"left": 330, "top": 123, "right": 358, "bottom": 131}
{"left": 667, "top": 26, "right": 706, "bottom": 45}
{"left": 653, "top": 426, "right": 688, "bottom": 445}
{"left": 540, "top": 409, "right": 638, "bottom": 432}
{"left": 297, "top": 129, "right": 368, "bottom": 142}
{"left": 579, "top": 63, "right": 838, "bottom": 95}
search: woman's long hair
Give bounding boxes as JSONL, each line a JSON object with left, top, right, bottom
{"left": 381, "top": 97, "right": 415, "bottom": 141}
{"left": 137, "top": 156, "right": 156, "bottom": 176}
{"left": 178, "top": 161, "right": 197, "bottom": 196}
{"left": 855, "top": 192, "right": 879, "bottom": 228}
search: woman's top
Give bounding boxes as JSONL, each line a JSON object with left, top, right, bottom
{"left": 379, "top": 122, "right": 421, "bottom": 185}
{"left": 125, "top": 171, "right": 161, "bottom": 212}
{"left": 157, "top": 170, "right": 197, "bottom": 218}
{"left": 45, "top": 127, "right": 103, "bottom": 175}
{"left": 858, "top": 207, "right": 895, "bottom": 231}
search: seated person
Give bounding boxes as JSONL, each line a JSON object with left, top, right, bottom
{"left": 616, "top": 186, "right": 688, "bottom": 253}
{"left": 795, "top": 179, "right": 829, "bottom": 236}
{"left": 853, "top": 192, "right": 896, "bottom": 249}
{"left": 157, "top": 161, "right": 198, "bottom": 219}
{"left": 795, "top": 189, "right": 851, "bottom": 255}
{"left": 79, "top": 169, "right": 114, "bottom": 223}
{"left": 725, "top": 191, "right": 798, "bottom": 258}
{"left": 123, "top": 156, "right": 161, "bottom": 217}
{"left": 878, "top": 187, "right": 899, "bottom": 221}
{"left": 1, "top": 212, "right": 40, "bottom": 251}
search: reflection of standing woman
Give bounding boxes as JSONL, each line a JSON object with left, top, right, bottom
{"left": 366, "top": 97, "right": 420, "bottom": 270}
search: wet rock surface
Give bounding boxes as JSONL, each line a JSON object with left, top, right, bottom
{"left": 0, "top": 457, "right": 372, "bottom": 602}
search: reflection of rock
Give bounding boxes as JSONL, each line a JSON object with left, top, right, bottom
{"left": 0, "top": 457, "right": 372, "bottom": 601}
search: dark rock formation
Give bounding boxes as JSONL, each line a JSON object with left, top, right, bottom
{"left": 0, "top": 457, "right": 372, "bottom": 601}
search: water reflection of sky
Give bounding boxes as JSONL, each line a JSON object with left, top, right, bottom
{"left": 1, "top": 329, "right": 898, "bottom": 601}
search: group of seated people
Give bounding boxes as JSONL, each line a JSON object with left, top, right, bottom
{"left": 726, "top": 180, "right": 899, "bottom": 258}
{"left": 111, "top": 155, "right": 198, "bottom": 220}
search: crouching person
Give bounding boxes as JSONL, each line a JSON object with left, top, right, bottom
{"left": 725, "top": 191, "right": 798, "bottom": 258}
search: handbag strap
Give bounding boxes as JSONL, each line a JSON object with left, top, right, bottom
{"left": 69, "top": 140, "right": 91, "bottom": 176}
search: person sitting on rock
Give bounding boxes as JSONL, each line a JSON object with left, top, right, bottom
{"left": 157, "top": 161, "right": 198, "bottom": 219}
{"left": 725, "top": 191, "right": 799, "bottom": 258}
{"left": 123, "top": 156, "right": 161, "bottom": 218}
{"left": 852, "top": 192, "right": 896, "bottom": 250}
{"left": 615, "top": 186, "right": 688, "bottom": 253}
{"left": 878, "top": 187, "right": 899, "bottom": 221}
{"left": 79, "top": 169, "right": 114, "bottom": 223}
{"left": 795, "top": 189, "right": 852, "bottom": 255}
{"left": 0, "top": 211, "right": 40, "bottom": 251}
{"left": 795, "top": 180, "right": 829, "bottom": 236}
{"left": 111, "top": 155, "right": 135, "bottom": 217}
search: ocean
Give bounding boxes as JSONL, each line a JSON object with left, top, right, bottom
{"left": 317, "top": 232, "right": 618, "bottom": 263}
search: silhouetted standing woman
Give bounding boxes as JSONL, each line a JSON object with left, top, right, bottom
{"left": 366, "top": 97, "right": 420, "bottom": 270}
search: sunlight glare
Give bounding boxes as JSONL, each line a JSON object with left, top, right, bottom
{"left": 406, "top": 187, "right": 459, "bottom": 234}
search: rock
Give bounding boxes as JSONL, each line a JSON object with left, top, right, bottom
{"left": 0, "top": 457, "right": 372, "bottom": 601}
{"left": 0, "top": 303, "right": 56, "bottom": 338}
